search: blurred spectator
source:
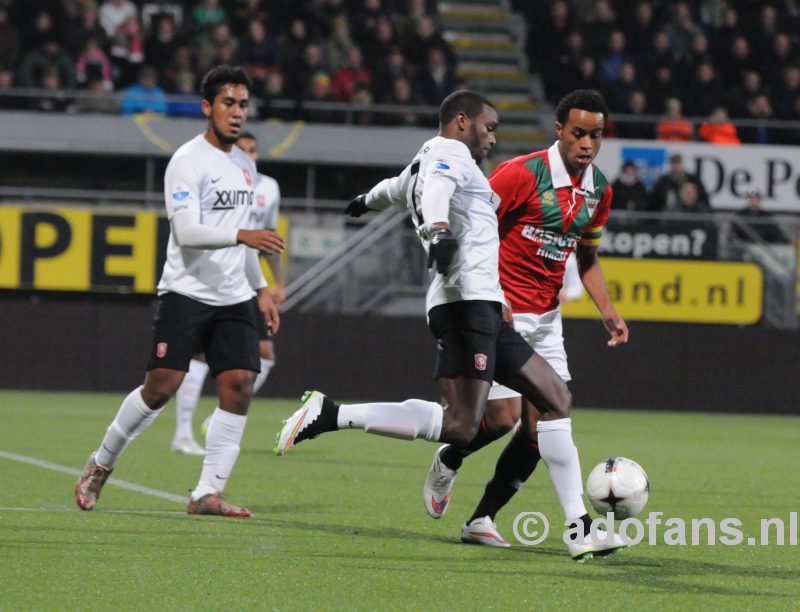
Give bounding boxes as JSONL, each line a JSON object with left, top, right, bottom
{"left": 749, "top": 4, "right": 780, "bottom": 56}
{"left": 109, "top": 14, "right": 144, "bottom": 87}
{"left": 314, "top": 0, "right": 348, "bottom": 38}
{"left": 651, "top": 153, "right": 710, "bottom": 212}
{"left": 25, "top": 10, "right": 59, "bottom": 52}
{"left": 762, "top": 32, "right": 795, "bottom": 89}
{"left": 162, "top": 44, "right": 194, "bottom": 91}
{"left": 64, "top": 3, "right": 109, "bottom": 60}
{"left": 32, "top": 66, "right": 74, "bottom": 112}
{"left": 612, "top": 161, "right": 649, "bottom": 212}
{"left": 773, "top": 65, "right": 800, "bottom": 119}
{"left": 731, "top": 69, "right": 765, "bottom": 117}
{"left": 604, "top": 60, "right": 637, "bottom": 112}
{"left": 656, "top": 98, "right": 693, "bottom": 141}
{"left": 615, "top": 90, "right": 655, "bottom": 139}
{"left": 684, "top": 62, "right": 725, "bottom": 118}
{"left": 416, "top": 47, "right": 456, "bottom": 105}
{"left": 740, "top": 94, "right": 775, "bottom": 144}
{"left": 637, "top": 30, "right": 687, "bottom": 86}
{"left": 144, "top": 13, "right": 181, "bottom": 74}
{"left": 377, "top": 76, "right": 422, "bottom": 126}
{"left": 645, "top": 64, "right": 680, "bottom": 115}
{"left": 17, "top": 39, "right": 77, "bottom": 90}
{"left": 373, "top": 45, "right": 414, "bottom": 102}
{"left": 545, "top": 30, "right": 585, "bottom": 103}
{"left": 623, "top": 1, "right": 658, "bottom": 57}
{"left": 350, "top": 0, "right": 387, "bottom": 46}
{"left": 99, "top": 0, "right": 138, "bottom": 39}
{"left": 698, "top": 106, "right": 740, "bottom": 145}
{"left": 231, "top": 0, "right": 287, "bottom": 38}
{"left": 279, "top": 17, "right": 311, "bottom": 77}
{"left": 325, "top": 15, "right": 355, "bottom": 71}
{"left": 349, "top": 83, "right": 374, "bottom": 125}
{"left": 75, "top": 76, "right": 119, "bottom": 113}
{"left": 733, "top": 190, "right": 785, "bottom": 243}
{"left": 580, "top": 0, "right": 617, "bottom": 56}
{"left": 0, "top": 67, "right": 23, "bottom": 109}
{"left": 527, "top": 1, "right": 575, "bottom": 83}
{"left": 395, "top": 0, "right": 435, "bottom": 41}
{"left": 0, "top": 6, "right": 21, "bottom": 70}
{"left": 239, "top": 18, "right": 279, "bottom": 87}
{"left": 718, "top": 36, "right": 756, "bottom": 88}
{"left": 299, "top": 71, "right": 340, "bottom": 123}
{"left": 673, "top": 181, "right": 712, "bottom": 215}
{"left": 362, "top": 16, "right": 399, "bottom": 72}
{"left": 686, "top": 32, "right": 713, "bottom": 70}
{"left": 166, "top": 70, "right": 202, "bottom": 118}
{"left": 709, "top": 6, "right": 741, "bottom": 62}
{"left": 402, "top": 15, "right": 453, "bottom": 69}
{"left": 120, "top": 65, "right": 166, "bottom": 115}
{"left": 195, "top": 22, "right": 236, "bottom": 77}
{"left": 332, "top": 46, "right": 372, "bottom": 102}
{"left": 664, "top": 1, "right": 703, "bottom": 61}
{"left": 574, "top": 56, "right": 601, "bottom": 92}
{"left": 191, "top": 0, "right": 226, "bottom": 36}
{"left": 598, "top": 30, "right": 630, "bottom": 86}
{"left": 259, "top": 69, "right": 294, "bottom": 121}
{"left": 75, "top": 37, "right": 113, "bottom": 90}
{"left": 285, "top": 42, "right": 328, "bottom": 99}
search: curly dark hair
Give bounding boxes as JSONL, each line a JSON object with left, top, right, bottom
{"left": 555, "top": 89, "right": 608, "bottom": 124}
{"left": 201, "top": 65, "right": 252, "bottom": 103}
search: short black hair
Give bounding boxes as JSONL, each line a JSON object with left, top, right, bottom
{"left": 238, "top": 131, "right": 256, "bottom": 141}
{"left": 439, "top": 90, "right": 494, "bottom": 126}
{"left": 201, "top": 65, "right": 252, "bottom": 103}
{"left": 555, "top": 89, "right": 608, "bottom": 125}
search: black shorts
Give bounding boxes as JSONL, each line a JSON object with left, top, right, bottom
{"left": 147, "top": 292, "right": 260, "bottom": 376}
{"left": 427, "top": 300, "right": 533, "bottom": 383}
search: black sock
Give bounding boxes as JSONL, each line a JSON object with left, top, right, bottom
{"left": 467, "top": 430, "right": 541, "bottom": 524}
{"left": 439, "top": 416, "right": 498, "bottom": 471}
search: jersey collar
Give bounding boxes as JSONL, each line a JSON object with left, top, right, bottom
{"left": 548, "top": 142, "right": 595, "bottom": 194}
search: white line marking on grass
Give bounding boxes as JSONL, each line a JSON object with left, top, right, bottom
{"left": 0, "top": 450, "right": 189, "bottom": 505}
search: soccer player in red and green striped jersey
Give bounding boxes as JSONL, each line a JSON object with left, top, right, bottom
{"left": 427, "top": 90, "right": 630, "bottom": 549}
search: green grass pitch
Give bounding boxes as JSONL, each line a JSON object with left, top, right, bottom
{"left": 0, "top": 390, "right": 797, "bottom": 610}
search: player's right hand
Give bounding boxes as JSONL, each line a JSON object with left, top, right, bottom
{"left": 237, "top": 229, "right": 285, "bottom": 255}
{"left": 427, "top": 227, "right": 457, "bottom": 275}
{"left": 345, "top": 194, "right": 370, "bottom": 217}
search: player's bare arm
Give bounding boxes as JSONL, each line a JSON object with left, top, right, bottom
{"left": 257, "top": 287, "right": 280, "bottom": 335}
{"left": 237, "top": 229, "right": 285, "bottom": 255}
{"left": 576, "top": 243, "right": 629, "bottom": 347}
{"left": 265, "top": 252, "right": 285, "bottom": 306}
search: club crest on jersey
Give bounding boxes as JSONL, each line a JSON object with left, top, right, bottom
{"left": 156, "top": 342, "right": 168, "bottom": 358}
{"left": 257, "top": 194, "right": 266, "bottom": 208}
{"left": 474, "top": 353, "right": 488, "bottom": 371}
{"left": 242, "top": 168, "right": 253, "bottom": 186}
{"left": 585, "top": 196, "right": 600, "bottom": 213}
{"left": 541, "top": 190, "right": 557, "bottom": 206}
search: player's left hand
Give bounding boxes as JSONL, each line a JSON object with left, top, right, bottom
{"left": 271, "top": 282, "right": 285, "bottom": 308}
{"left": 345, "top": 194, "right": 370, "bottom": 217}
{"left": 258, "top": 289, "right": 280, "bottom": 335}
{"left": 604, "top": 312, "right": 628, "bottom": 347}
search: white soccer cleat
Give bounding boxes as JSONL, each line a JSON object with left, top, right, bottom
{"left": 171, "top": 436, "right": 205, "bottom": 456}
{"left": 460, "top": 516, "right": 511, "bottom": 548}
{"left": 274, "top": 390, "right": 338, "bottom": 456}
{"left": 423, "top": 445, "right": 457, "bottom": 518}
{"left": 567, "top": 528, "right": 628, "bottom": 561}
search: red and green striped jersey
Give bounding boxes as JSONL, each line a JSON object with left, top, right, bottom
{"left": 490, "top": 143, "right": 613, "bottom": 314}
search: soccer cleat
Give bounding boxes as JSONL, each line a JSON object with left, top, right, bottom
{"left": 567, "top": 528, "right": 628, "bottom": 561}
{"left": 423, "top": 445, "right": 457, "bottom": 518}
{"left": 274, "top": 390, "right": 339, "bottom": 456}
{"left": 171, "top": 436, "right": 205, "bottom": 456}
{"left": 74, "top": 454, "right": 112, "bottom": 511}
{"left": 460, "top": 516, "right": 511, "bottom": 548}
{"left": 186, "top": 493, "right": 251, "bottom": 517}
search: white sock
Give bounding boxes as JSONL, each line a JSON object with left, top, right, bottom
{"left": 174, "top": 359, "right": 209, "bottom": 440}
{"left": 252, "top": 358, "right": 274, "bottom": 394}
{"left": 537, "top": 418, "right": 588, "bottom": 521}
{"left": 337, "top": 399, "right": 443, "bottom": 441}
{"left": 191, "top": 408, "right": 247, "bottom": 500}
{"left": 95, "top": 386, "right": 162, "bottom": 470}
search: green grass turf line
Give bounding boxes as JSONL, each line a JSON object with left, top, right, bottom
{"left": 0, "top": 390, "right": 797, "bottom": 609}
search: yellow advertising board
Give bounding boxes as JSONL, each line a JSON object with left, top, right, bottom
{"left": 561, "top": 258, "right": 763, "bottom": 324}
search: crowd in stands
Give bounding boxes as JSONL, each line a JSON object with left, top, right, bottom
{"left": 515, "top": 0, "right": 800, "bottom": 145}
{"left": 0, "top": 0, "right": 455, "bottom": 124}
{"left": 1, "top": 0, "right": 799, "bottom": 145}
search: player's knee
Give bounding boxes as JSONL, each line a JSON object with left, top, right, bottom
{"left": 484, "top": 400, "right": 520, "bottom": 437}
{"left": 221, "top": 372, "right": 255, "bottom": 402}
{"left": 549, "top": 385, "right": 572, "bottom": 419}
{"left": 445, "top": 417, "right": 481, "bottom": 448}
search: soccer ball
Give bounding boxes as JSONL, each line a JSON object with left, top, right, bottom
{"left": 586, "top": 457, "right": 650, "bottom": 519}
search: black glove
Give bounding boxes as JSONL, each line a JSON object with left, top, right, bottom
{"left": 345, "top": 194, "right": 370, "bottom": 217}
{"left": 427, "top": 227, "right": 458, "bottom": 275}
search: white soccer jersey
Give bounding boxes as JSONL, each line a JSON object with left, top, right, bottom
{"left": 366, "top": 135, "right": 505, "bottom": 313}
{"left": 158, "top": 134, "right": 258, "bottom": 306}
{"left": 248, "top": 173, "right": 280, "bottom": 230}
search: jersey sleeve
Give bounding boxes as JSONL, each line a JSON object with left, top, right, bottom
{"left": 426, "top": 139, "right": 474, "bottom": 188}
{"left": 163, "top": 153, "right": 201, "bottom": 220}
{"left": 490, "top": 161, "right": 527, "bottom": 220}
{"left": 579, "top": 183, "right": 613, "bottom": 246}
{"left": 265, "top": 178, "right": 281, "bottom": 229}
{"left": 366, "top": 162, "right": 413, "bottom": 211}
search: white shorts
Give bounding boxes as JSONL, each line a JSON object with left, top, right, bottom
{"left": 488, "top": 309, "right": 570, "bottom": 400}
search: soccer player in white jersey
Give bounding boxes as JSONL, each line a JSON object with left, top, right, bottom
{"left": 274, "top": 90, "right": 625, "bottom": 559}
{"left": 170, "top": 131, "right": 284, "bottom": 455}
{"left": 75, "top": 65, "right": 284, "bottom": 517}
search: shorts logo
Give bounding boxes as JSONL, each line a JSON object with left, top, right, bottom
{"left": 243, "top": 168, "right": 253, "bottom": 186}
{"left": 474, "top": 353, "right": 487, "bottom": 371}
{"left": 156, "top": 342, "right": 168, "bottom": 358}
